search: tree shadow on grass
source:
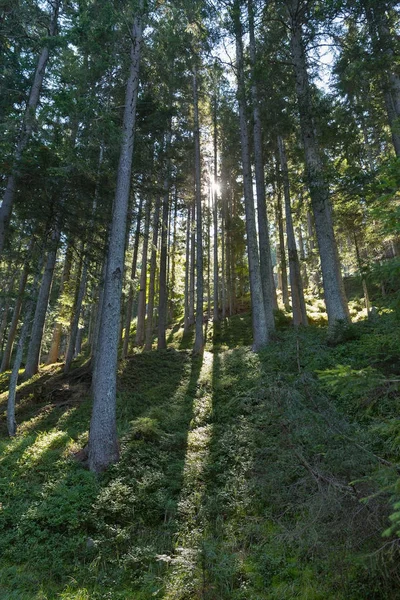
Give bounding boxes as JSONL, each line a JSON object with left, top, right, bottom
{"left": 0, "top": 349, "right": 204, "bottom": 599}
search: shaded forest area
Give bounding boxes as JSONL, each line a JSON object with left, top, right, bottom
{"left": 1, "top": 0, "right": 400, "bottom": 598}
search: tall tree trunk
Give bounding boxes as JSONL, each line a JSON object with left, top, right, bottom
{"left": 169, "top": 186, "right": 178, "bottom": 321}
{"left": 193, "top": 67, "right": 204, "bottom": 353}
{"left": 234, "top": 4, "right": 269, "bottom": 350}
{"left": 158, "top": 168, "right": 171, "bottom": 350}
{"left": 145, "top": 196, "right": 161, "bottom": 351}
{"left": 136, "top": 195, "right": 151, "bottom": 346}
{"left": 0, "top": 0, "right": 60, "bottom": 254}
{"left": 88, "top": 5, "right": 143, "bottom": 473}
{"left": 122, "top": 196, "right": 143, "bottom": 358}
{"left": 47, "top": 242, "right": 73, "bottom": 364}
{"left": 184, "top": 205, "right": 191, "bottom": 332}
{"left": 189, "top": 199, "right": 195, "bottom": 326}
{"left": 275, "top": 181, "right": 289, "bottom": 310}
{"left": 213, "top": 96, "right": 219, "bottom": 323}
{"left": 24, "top": 228, "right": 60, "bottom": 379}
{"left": 248, "top": 0, "right": 278, "bottom": 320}
{"left": 289, "top": 5, "right": 350, "bottom": 328}
{"left": 278, "top": 135, "right": 308, "bottom": 326}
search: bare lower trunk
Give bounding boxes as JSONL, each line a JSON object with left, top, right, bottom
{"left": 189, "top": 200, "right": 195, "bottom": 326}
{"left": 212, "top": 97, "right": 219, "bottom": 322}
{"left": 193, "top": 67, "right": 204, "bottom": 353}
{"left": 248, "top": 0, "right": 277, "bottom": 324}
{"left": 184, "top": 206, "right": 191, "bottom": 332}
{"left": 158, "top": 175, "right": 170, "bottom": 350}
{"left": 47, "top": 243, "right": 73, "bottom": 364}
{"left": 122, "top": 196, "right": 143, "bottom": 358}
{"left": 24, "top": 228, "right": 60, "bottom": 379}
{"left": 289, "top": 9, "right": 349, "bottom": 327}
{"left": 234, "top": 7, "right": 268, "bottom": 350}
{"left": 145, "top": 196, "right": 161, "bottom": 351}
{"left": 89, "top": 5, "right": 143, "bottom": 473}
{"left": 275, "top": 181, "right": 289, "bottom": 311}
{"left": 65, "top": 254, "right": 88, "bottom": 373}
{"left": 278, "top": 135, "right": 308, "bottom": 326}
{"left": 136, "top": 195, "right": 151, "bottom": 346}
{"left": 0, "top": 0, "right": 60, "bottom": 254}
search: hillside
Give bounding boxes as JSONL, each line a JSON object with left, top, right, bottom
{"left": 1, "top": 305, "right": 400, "bottom": 599}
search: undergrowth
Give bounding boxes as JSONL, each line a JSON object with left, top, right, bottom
{"left": 0, "top": 307, "right": 400, "bottom": 598}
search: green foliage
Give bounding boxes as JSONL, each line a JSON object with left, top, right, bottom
{"left": 1, "top": 309, "right": 400, "bottom": 597}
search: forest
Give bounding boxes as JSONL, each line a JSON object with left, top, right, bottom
{"left": 1, "top": 0, "right": 400, "bottom": 597}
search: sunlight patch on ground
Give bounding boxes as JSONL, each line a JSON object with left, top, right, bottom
{"left": 163, "top": 351, "right": 215, "bottom": 599}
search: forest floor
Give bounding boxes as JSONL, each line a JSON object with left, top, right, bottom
{"left": 1, "top": 303, "right": 400, "bottom": 599}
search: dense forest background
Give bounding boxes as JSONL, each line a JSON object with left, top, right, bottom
{"left": 1, "top": 0, "right": 400, "bottom": 598}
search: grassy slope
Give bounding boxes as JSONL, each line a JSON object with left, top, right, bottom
{"left": 0, "top": 309, "right": 400, "bottom": 599}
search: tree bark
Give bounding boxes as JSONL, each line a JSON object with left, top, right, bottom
{"left": 288, "top": 5, "right": 350, "bottom": 328}
{"left": 184, "top": 205, "right": 191, "bottom": 332}
{"left": 144, "top": 195, "right": 161, "bottom": 351}
{"left": 0, "top": 0, "right": 60, "bottom": 254}
{"left": 122, "top": 195, "right": 143, "bottom": 358}
{"left": 158, "top": 173, "right": 170, "bottom": 350}
{"left": 234, "top": 4, "right": 269, "bottom": 350}
{"left": 89, "top": 4, "right": 143, "bottom": 473}
{"left": 212, "top": 96, "right": 220, "bottom": 322}
{"left": 248, "top": 0, "right": 278, "bottom": 319}
{"left": 46, "top": 242, "right": 73, "bottom": 364}
{"left": 24, "top": 228, "right": 60, "bottom": 379}
{"left": 136, "top": 195, "right": 151, "bottom": 346}
{"left": 278, "top": 135, "right": 308, "bottom": 326}
{"left": 64, "top": 250, "right": 88, "bottom": 373}
{"left": 193, "top": 67, "right": 204, "bottom": 353}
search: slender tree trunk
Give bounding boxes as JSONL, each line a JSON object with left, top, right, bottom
{"left": 122, "top": 196, "right": 143, "bottom": 358}
{"left": 24, "top": 228, "right": 60, "bottom": 379}
{"left": 0, "top": 0, "right": 60, "bottom": 254}
{"left": 6, "top": 262, "right": 42, "bottom": 436}
{"left": 354, "top": 233, "right": 371, "bottom": 313}
{"left": 158, "top": 168, "right": 170, "bottom": 350}
{"left": 289, "top": 7, "right": 349, "bottom": 327}
{"left": 1, "top": 259, "right": 30, "bottom": 372}
{"left": 275, "top": 182, "right": 289, "bottom": 310}
{"left": 47, "top": 242, "right": 73, "bottom": 364}
{"left": 169, "top": 186, "right": 178, "bottom": 321}
{"left": 184, "top": 205, "right": 191, "bottom": 332}
{"left": 207, "top": 186, "right": 211, "bottom": 321}
{"left": 145, "top": 196, "right": 161, "bottom": 351}
{"left": 221, "top": 185, "right": 226, "bottom": 319}
{"left": 234, "top": 5, "right": 268, "bottom": 350}
{"left": 248, "top": 0, "right": 278, "bottom": 320}
{"left": 136, "top": 195, "right": 151, "bottom": 346}
{"left": 89, "top": 5, "right": 143, "bottom": 473}
{"left": 193, "top": 67, "right": 204, "bottom": 353}
{"left": 189, "top": 199, "right": 195, "bottom": 326}
{"left": 278, "top": 135, "right": 308, "bottom": 326}
{"left": 65, "top": 250, "right": 88, "bottom": 373}
{"left": 213, "top": 97, "right": 219, "bottom": 322}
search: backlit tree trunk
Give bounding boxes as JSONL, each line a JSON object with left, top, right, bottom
{"left": 89, "top": 4, "right": 143, "bottom": 473}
